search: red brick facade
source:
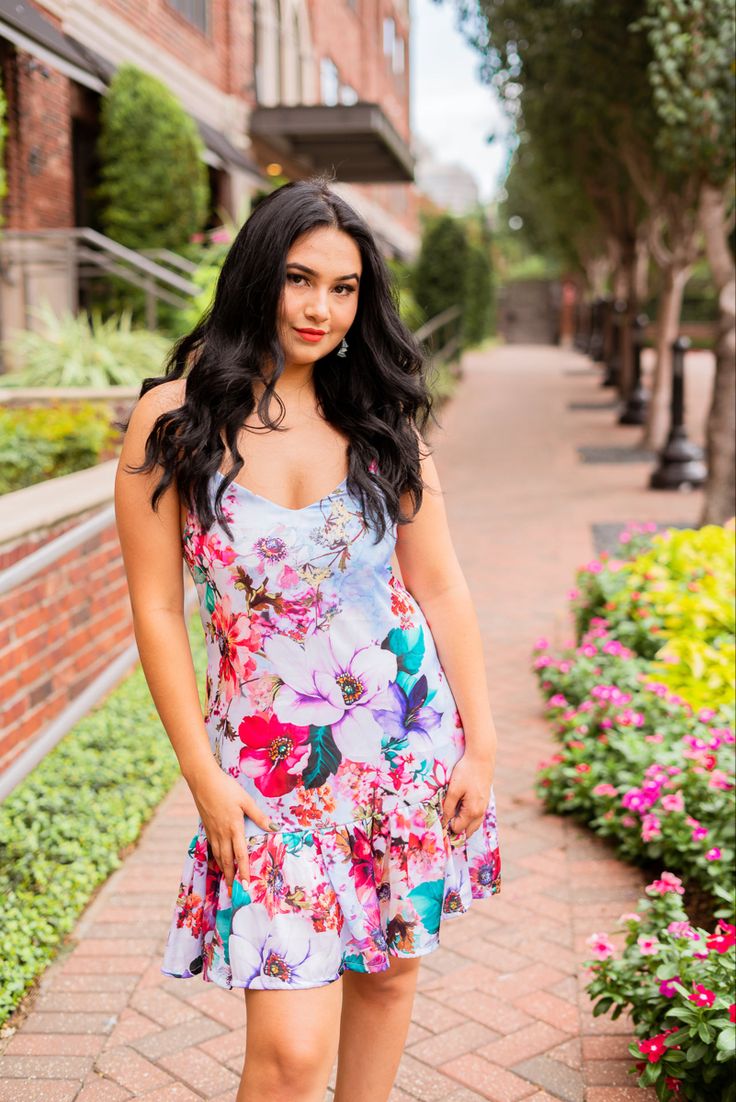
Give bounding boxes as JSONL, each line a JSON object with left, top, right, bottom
{"left": 0, "top": 512, "right": 134, "bottom": 771}
{"left": 1, "top": 0, "right": 418, "bottom": 236}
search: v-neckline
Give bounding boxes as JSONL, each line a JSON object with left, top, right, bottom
{"left": 213, "top": 469, "right": 349, "bottom": 514}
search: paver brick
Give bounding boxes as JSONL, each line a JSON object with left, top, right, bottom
{"left": 394, "top": 1053, "right": 465, "bottom": 1101}
{"left": 408, "top": 1020, "right": 500, "bottom": 1067}
{"left": 103, "top": 1008, "right": 162, "bottom": 1049}
{"left": 2, "top": 1033, "right": 104, "bottom": 1057}
{"left": 19, "top": 1012, "right": 115, "bottom": 1035}
{"left": 131, "top": 1015, "right": 226, "bottom": 1060}
{"left": 76, "top": 1077, "right": 133, "bottom": 1101}
{"left": 129, "top": 987, "right": 200, "bottom": 1028}
{"left": 512, "top": 991, "right": 579, "bottom": 1034}
{"left": 94, "top": 1046, "right": 175, "bottom": 1093}
{"left": 0, "top": 1054, "right": 93, "bottom": 1080}
{"left": 0, "top": 1081, "right": 79, "bottom": 1101}
{"left": 439, "top": 1054, "right": 536, "bottom": 1102}
{"left": 158, "top": 1047, "right": 241, "bottom": 1096}
{"left": 443, "top": 992, "right": 536, "bottom": 1035}
{"left": 476, "top": 1022, "right": 568, "bottom": 1068}
{"left": 583, "top": 1060, "right": 637, "bottom": 1086}
{"left": 511, "top": 1055, "right": 583, "bottom": 1102}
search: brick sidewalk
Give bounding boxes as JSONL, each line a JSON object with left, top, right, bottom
{"left": 0, "top": 343, "right": 711, "bottom": 1102}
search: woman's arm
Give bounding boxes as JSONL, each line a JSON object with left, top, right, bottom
{"left": 394, "top": 443, "right": 497, "bottom": 839}
{"left": 114, "top": 381, "right": 273, "bottom": 890}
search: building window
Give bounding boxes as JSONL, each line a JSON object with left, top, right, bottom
{"left": 167, "top": 0, "right": 208, "bottom": 33}
{"left": 339, "top": 83, "right": 358, "bottom": 105}
{"left": 320, "top": 57, "right": 339, "bottom": 105}
{"left": 383, "top": 17, "right": 395, "bottom": 58}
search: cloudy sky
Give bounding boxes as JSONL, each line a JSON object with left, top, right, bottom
{"left": 410, "top": 0, "right": 514, "bottom": 204}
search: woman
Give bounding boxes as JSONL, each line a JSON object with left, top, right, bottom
{"left": 114, "top": 177, "right": 501, "bottom": 1102}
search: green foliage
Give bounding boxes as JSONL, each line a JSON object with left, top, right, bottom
{"left": 411, "top": 214, "right": 469, "bottom": 330}
{"left": 463, "top": 239, "right": 494, "bottom": 345}
{"left": 0, "top": 613, "right": 207, "bottom": 1027}
{"left": 585, "top": 882, "right": 736, "bottom": 1101}
{"left": 0, "top": 403, "right": 118, "bottom": 494}
{"left": 2, "top": 302, "right": 171, "bottom": 387}
{"left": 386, "top": 257, "right": 426, "bottom": 333}
{"left": 631, "top": 0, "right": 736, "bottom": 185}
{"left": 97, "top": 63, "right": 209, "bottom": 251}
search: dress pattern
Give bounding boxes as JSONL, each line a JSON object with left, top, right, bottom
{"left": 161, "top": 465, "right": 501, "bottom": 990}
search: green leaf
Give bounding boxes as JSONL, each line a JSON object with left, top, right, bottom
{"left": 302, "top": 726, "right": 342, "bottom": 789}
{"left": 408, "top": 879, "right": 444, "bottom": 935}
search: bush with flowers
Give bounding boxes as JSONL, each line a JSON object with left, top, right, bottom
{"left": 585, "top": 873, "right": 735, "bottom": 1101}
{"left": 533, "top": 521, "right": 735, "bottom": 898}
{"left": 533, "top": 521, "right": 735, "bottom": 1096}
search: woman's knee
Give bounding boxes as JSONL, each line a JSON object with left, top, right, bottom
{"left": 344, "top": 954, "right": 421, "bottom": 1001}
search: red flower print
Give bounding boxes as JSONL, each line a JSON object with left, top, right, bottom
{"left": 238, "top": 714, "right": 311, "bottom": 797}
{"left": 175, "top": 889, "right": 204, "bottom": 936}
{"left": 211, "top": 594, "right": 261, "bottom": 701}
{"left": 706, "top": 922, "right": 736, "bottom": 954}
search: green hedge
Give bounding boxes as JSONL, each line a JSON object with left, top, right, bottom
{"left": 0, "top": 613, "right": 206, "bottom": 1027}
{"left": 0, "top": 404, "right": 118, "bottom": 495}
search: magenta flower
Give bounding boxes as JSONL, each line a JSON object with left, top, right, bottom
{"left": 641, "top": 814, "right": 662, "bottom": 842}
{"left": 689, "top": 984, "right": 716, "bottom": 1008}
{"left": 659, "top": 976, "right": 680, "bottom": 998}
{"left": 660, "top": 792, "right": 685, "bottom": 813}
{"left": 705, "top": 847, "right": 722, "bottom": 861}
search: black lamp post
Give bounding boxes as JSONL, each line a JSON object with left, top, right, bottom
{"left": 602, "top": 299, "right": 626, "bottom": 388}
{"left": 649, "top": 336, "right": 707, "bottom": 490}
{"left": 619, "top": 314, "right": 650, "bottom": 424}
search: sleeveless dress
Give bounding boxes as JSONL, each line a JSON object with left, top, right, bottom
{"left": 161, "top": 465, "right": 501, "bottom": 990}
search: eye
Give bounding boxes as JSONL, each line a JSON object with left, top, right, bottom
{"left": 286, "top": 273, "right": 307, "bottom": 286}
{"left": 335, "top": 284, "right": 356, "bottom": 296}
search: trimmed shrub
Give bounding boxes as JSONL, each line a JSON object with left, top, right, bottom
{"left": 0, "top": 613, "right": 206, "bottom": 1027}
{"left": 97, "top": 63, "right": 208, "bottom": 252}
{"left": 0, "top": 403, "right": 118, "bottom": 493}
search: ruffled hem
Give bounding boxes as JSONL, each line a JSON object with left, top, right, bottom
{"left": 161, "top": 782, "right": 501, "bottom": 991}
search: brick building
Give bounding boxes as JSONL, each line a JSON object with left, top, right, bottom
{"left": 0, "top": 0, "right": 421, "bottom": 339}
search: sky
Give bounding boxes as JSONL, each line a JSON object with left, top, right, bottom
{"left": 409, "top": 0, "right": 514, "bottom": 205}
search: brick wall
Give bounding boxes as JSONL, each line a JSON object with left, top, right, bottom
{"left": 0, "top": 41, "right": 75, "bottom": 230}
{"left": 0, "top": 511, "right": 134, "bottom": 772}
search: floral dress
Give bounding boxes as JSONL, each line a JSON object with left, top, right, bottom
{"left": 161, "top": 465, "right": 501, "bottom": 990}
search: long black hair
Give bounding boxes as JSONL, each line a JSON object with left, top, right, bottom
{"left": 120, "top": 175, "right": 437, "bottom": 542}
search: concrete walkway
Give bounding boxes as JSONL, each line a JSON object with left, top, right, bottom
{"left": 0, "top": 342, "right": 711, "bottom": 1102}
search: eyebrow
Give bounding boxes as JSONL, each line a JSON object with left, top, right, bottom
{"left": 287, "top": 262, "right": 360, "bottom": 282}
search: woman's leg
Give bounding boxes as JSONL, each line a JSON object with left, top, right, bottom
{"left": 237, "top": 977, "right": 344, "bottom": 1102}
{"left": 333, "top": 955, "right": 422, "bottom": 1102}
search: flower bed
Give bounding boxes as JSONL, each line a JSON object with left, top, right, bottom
{"left": 532, "top": 521, "right": 735, "bottom": 1098}
{"left": 585, "top": 874, "right": 735, "bottom": 1102}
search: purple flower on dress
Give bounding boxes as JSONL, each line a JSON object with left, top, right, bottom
{"left": 373, "top": 675, "right": 443, "bottom": 748}
{"left": 263, "top": 628, "right": 397, "bottom": 762}
{"left": 229, "top": 903, "right": 341, "bottom": 988}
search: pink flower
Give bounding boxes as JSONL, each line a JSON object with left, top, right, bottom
{"left": 593, "top": 783, "right": 618, "bottom": 797}
{"left": 619, "top": 912, "right": 641, "bottom": 924}
{"left": 705, "top": 847, "right": 722, "bottom": 861}
{"left": 708, "top": 770, "right": 733, "bottom": 790}
{"left": 647, "top": 872, "right": 684, "bottom": 896}
{"left": 534, "top": 655, "right": 552, "bottom": 669}
{"left": 587, "top": 932, "right": 615, "bottom": 960}
{"left": 667, "top": 921, "right": 698, "bottom": 940}
{"left": 729, "top": 1004, "right": 736, "bottom": 1024}
{"left": 641, "top": 814, "right": 662, "bottom": 841}
{"left": 659, "top": 976, "right": 680, "bottom": 998}
{"left": 689, "top": 984, "right": 716, "bottom": 1008}
{"left": 549, "top": 693, "right": 568, "bottom": 708}
{"left": 660, "top": 792, "right": 685, "bottom": 813}
{"left": 638, "top": 935, "right": 660, "bottom": 956}
{"left": 533, "top": 637, "right": 550, "bottom": 650}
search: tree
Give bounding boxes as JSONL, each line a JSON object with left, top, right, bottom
{"left": 97, "top": 63, "right": 209, "bottom": 252}
{"left": 411, "top": 213, "right": 469, "bottom": 327}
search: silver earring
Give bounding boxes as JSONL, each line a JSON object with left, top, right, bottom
{"left": 337, "top": 337, "right": 348, "bottom": 358}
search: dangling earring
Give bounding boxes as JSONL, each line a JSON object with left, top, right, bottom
{"left": 337, "top": 337, "right": 348, "bottom": 358}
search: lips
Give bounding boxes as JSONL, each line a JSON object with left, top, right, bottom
{"left": 294, "top": 328, "right": 326, "bottom": 342}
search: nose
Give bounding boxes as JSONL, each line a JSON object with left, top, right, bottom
{"left": 304, "top": 286, "right": 330, "bottom": 323}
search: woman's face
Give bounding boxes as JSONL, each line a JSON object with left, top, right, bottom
{"left": 278, "top": 226, "right": 362, "bottom": 367}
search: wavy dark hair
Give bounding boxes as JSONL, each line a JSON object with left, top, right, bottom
{"left": 119, "top": 175, "right": 437, "bottom": 542}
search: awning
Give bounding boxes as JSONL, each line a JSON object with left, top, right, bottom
{"left": 249, "top": 102, "right": 415, "bottom": 184}
{"left": 0, "top": 0, "right": 263, "bottom": 177}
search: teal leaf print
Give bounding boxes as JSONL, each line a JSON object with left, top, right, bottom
{"left": 408, "top": 878, "right": 444, "bottom": 935}
{"left": 192, "top": 564, "right": 207, "bottom": 584}
{"left": 382, "top": 626, "right": 425, "bottom": 675}
{"left": 342, "top": 952, "right": 369, "bottom": 973}
{"left": 282, "top": 830, "right": 314, "bottom": 854}
{"left": 215, "top": 906, "right": 233, "bottom": 964}
{"left": 302, "top": 725, "right": 342, "bottom": 789}
{"left": 205, "top": 584, "right": 216, "bottom": 614}
{"left": 231, "top": 880, "right": 252, "bottom": 910}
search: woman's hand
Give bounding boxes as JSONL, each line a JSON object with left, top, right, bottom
{"left": 440, "top": 753, "right": 494, "bottom": 841}
{"left": 188, "top": 765, "right": 275, "bottom": 892}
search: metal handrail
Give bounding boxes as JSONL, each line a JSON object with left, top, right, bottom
{"left": 413, "top": 304, "right": 461, "bottom": 344}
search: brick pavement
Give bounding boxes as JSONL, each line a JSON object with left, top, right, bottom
{"left": 0, "top": 343, "right": 712, "bottom": 1101}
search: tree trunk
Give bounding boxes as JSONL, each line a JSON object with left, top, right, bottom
{"left": 698, "top": 182, "right": 736, "bottom": 525}
{"left": 640, "top": 264, "right": 692, "bottom": 450}
{"left": 618, "top": 235, "right": 639, "bottom": 399}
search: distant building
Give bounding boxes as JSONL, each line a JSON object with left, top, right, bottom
{"left": 414, "top": 140, "right": 480, "bottom": 215}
